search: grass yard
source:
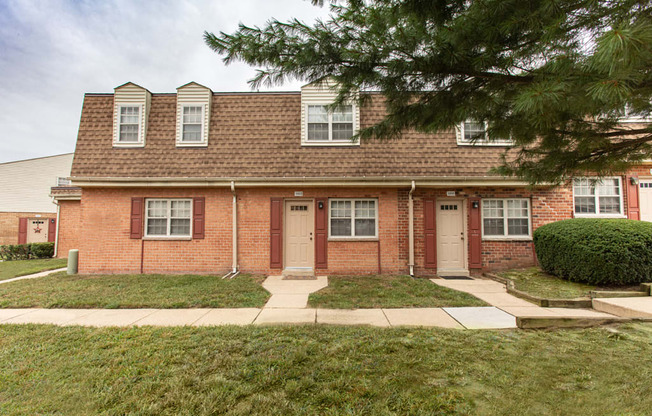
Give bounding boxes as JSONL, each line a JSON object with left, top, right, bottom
{"left": 497, "top": 267, "right": 639, "bottom": 299}
{"left": 0, "top": 258, "right": 67, "bottom": 281}
{"left": 0, "top": 273, "right": 269, "bottom": 308}
{"left": 1, "top": 324, "right": 652, "bottom": 415}
{"left": 308, "top": 275, "right": 486, "bottom": 308}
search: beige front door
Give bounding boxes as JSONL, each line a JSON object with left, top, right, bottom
{"left": 436, "top": 200, "right": 466, "bottom": 272}
{"left": 27, "top": 219, "right": 48, "bottom": 243}
{"left": 284, "top": 200, "right": 314, "bottom": 269}
{"left": 640, "top": 181, "right": 652, "bottom": 222}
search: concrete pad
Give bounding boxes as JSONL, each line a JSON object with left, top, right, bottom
{"left": 262, "top": 275, "right": 328, "bottom": 295}
{"left": 254, "top": 308, "right": 316, "bottom": 325}
{"left": 317, "top": 309, "right": 390, "bottom": 327}
{"left": 264, "top": 294, "right": 309, "bottom": 308}
{"left": 593, "top": 297, "right": 652, "bottom": 318}
{"left": 498, "top": 306, "right": 562, "bottom": 318}
{"left": 193, "top": 308, "right": 261, "bottom": 326}
{"left": 383, "top": 308, "right": 463, "bottom": 328}
{"left": 0, "top": 309, "right": 41, "bottom": 322}
{"left": 443, "top": 307, "right": 517, "bottom": 329}
{"left": 3, "top": 309, "right": 96, "bottom": 325}
{"left": 471, "top": 292, "right": 536, "bottom": 307}
{"left": 545, "top": 308, "right": 616, "bottom": 318}
{"left": 66, "top": 309, "right": 158, "bottom": 327}
{"left": 135, "top": 309, "right": 211, "bottom": 326}
{"left": 430, "top": 279, "right": 506, "bottom": 293}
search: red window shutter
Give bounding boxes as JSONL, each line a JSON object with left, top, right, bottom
{"left": 48, "top": 218, "right": 56, "bottom": 243}
{"left": 424, "top": 198, "right": 437, "bottom": 269}
{"left": 18, "top": 218, "right": 28, "bottom": 245}
{"left": 468, "top": 197, "right": 482, "bottom": 269}
{"left": 626, "top": 176, "right": 640, "bottom": 220}
{"left": 130, "top": 197, "right": 144, "bottom": 239}
{"left": 315, "top": 197, "right": 328, "bottom": 269}
{"left": 193, "top": 197, "right": 206, "bottom": 239}
{"left": 270, "top": 198, "right": 283, "bottom": 269}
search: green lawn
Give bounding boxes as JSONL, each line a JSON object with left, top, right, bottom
{"left": 0, "top": 258, "right": 67, "bottom": 281}
{"left": 308, "top": 275, "right": 486, "bottom": 308}
{"left": 2, "top": 324, "right": 652, "bottom": 415}
{"left": 0, "top": 273, "right": 270, "bottom": 308}
{"left": 497, "top": 267, "right": 639, "bottom": 299}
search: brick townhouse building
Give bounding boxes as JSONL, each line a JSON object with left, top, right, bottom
{"left": 51, "top": 80, "right": 652, "bottom": 276}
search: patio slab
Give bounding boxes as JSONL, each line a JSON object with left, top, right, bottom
{"left": 254, "top": 308, "right": 316, "bottom": 325}
{"left": 135, "top": 309, "right": 211, "bottom": 326}
{"left": 3, "top": 309, "right": 96, "bottom": 325}
{"left": 317, "top": 309, "right": 390, "bottom": 327}
{"left": 193, "top": 308, "right": 261, "bottom": 326}
{"left": 66, "top": 309, "right": 158, "bottom": 327}
{"left": 264, "top": 294, "right": 309, "bottom": 309}
{"left": 383, "top": 308, "right": 463, "bottom": 328}
{"left": 443, "top": 307, "right": 517, "bottom": 329}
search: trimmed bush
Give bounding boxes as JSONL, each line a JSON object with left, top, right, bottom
{"left": 534, "top": 219, "right": 652, "bottom": 285}
{"left": 0, "top": 243, "right": 54, "bottom": 261}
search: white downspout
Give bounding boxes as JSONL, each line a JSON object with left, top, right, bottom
{"left": 231, "top": 181, "right": 239, "bottom": 276}
{"left": 53, "top": 199, "right": 61, "bottom": 258}
{"left": 408, "top": 180, "right": 415, "bottom": 277}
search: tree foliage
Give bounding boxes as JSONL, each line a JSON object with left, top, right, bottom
{"left": 205, "top": 0, "right": 652, "bottom": 183}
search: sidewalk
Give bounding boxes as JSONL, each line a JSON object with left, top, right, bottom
{"left": 0, "top": 267, "right": 67, "bottom": 285}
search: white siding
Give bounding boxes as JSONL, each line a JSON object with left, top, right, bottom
{"left": 176, "top": 82, "right": 212, "bottom": 147}
{"left": 0, "top": 154, "right": 73, "bottom": 213}
{"left": 112, "top": 83, "right": 151, "bottom": 147}
{"left": 300, "top": 79, "right": 360, "bottom": 145}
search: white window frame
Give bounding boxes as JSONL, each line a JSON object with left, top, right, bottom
{"left": 328, "top": 198, "right": 378, "bottom": 239}
{"left": 456, "top": 120, "right": 514, "bottom": 146}
{"left": 177, "top": 103, "right": 208, "bottom": 147}
{"left": 56, "top": 177, "right": 71, "bottom": 186}
{"left": 572, "top": 177, "right": 625, "bottom": 218}
{"left": 620, "top": 104, "right": 652, "bottom": 123}
{"left": 481, "top": 198, "right": 532, "bottom": 240}
{"left": 303, "top": 103, "right": 359, "bottom": 146}
{"left": 114, "top": 104, "right": 144, "bottom": 147}
{"left": 144, "top": 198, "right": 193, "bottom": 239}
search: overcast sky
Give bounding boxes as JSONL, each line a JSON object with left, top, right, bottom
{"left": 0, "top": 0, "right": 331, "bottom": 163}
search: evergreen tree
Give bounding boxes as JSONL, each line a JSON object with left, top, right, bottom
{"left": 205, "top": 0, "right": 652, "bottom": 183}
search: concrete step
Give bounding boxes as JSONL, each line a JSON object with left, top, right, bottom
{"left": 282, "top": 268, "right": 315, "bottom": 278}
{"left": 592, "top": 297, "right": 652, "bottom": 318}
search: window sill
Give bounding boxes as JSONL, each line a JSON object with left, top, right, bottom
{"left": 143, "top": 236, "right": 192, "bottom": 241}
{"left": 482, "top": 236, "right": 532, "bottom": 242}
{"left": 573, "top": 214, "right": 626, "bottom": 219}
{"left": 456, "top": 141, "right": 514, "bottom": 147}
{"left": 113, "top": 142, "right": 145, "bottom": 148}
{"left": 301, "top": 141, "right": 360, "bottom": 147}
{"left": 328, "top": 237, "right": 379, "bottom": 242}
{"left": 176, "top": 142, "right": 208, "bottom": 148}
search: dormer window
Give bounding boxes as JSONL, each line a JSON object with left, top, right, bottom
{"left": 118, "top": 106, "right": 141, "bottom": 142}
{"left": 181, "top": 106, "right": 204, "bottom": 142}
{"left": 307, "top": 105, "right": 354, "bottom": 142}
{"left": 456, "top": 120, "right": 513, "bottom": 146}
{"left": 112, "top": 82, "right": 150, "bottom": 148}
{"left": 301, "top": 79, "right": 360, "bottom": 146}
{"left": 176, "top": 82, "right": 212, "bottom": 147}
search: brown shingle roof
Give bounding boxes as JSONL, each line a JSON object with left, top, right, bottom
{"left": 71, "top": 93, "right": 512, "bottom": 179}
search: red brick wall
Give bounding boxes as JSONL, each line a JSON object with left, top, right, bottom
{"left": 56, "top": 200, "right": 81, "bottom": 258}
{"left": 0, "top": 212, "right": 56, "bottom": 246}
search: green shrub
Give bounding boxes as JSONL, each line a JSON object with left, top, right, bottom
{"left": 0, "top": 243, "right": 54, "bottom": 261}
{"left": 533, "top": 218, "right": 652, "bottom": 285}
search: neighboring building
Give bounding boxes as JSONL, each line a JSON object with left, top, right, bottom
{"left": 0, "top": 153, "right": 74, "bottom": 246}
{"left": 54, "top": 81, "right": 650, "bottom": 276}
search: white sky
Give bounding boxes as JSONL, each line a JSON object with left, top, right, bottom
{"left": 0, "top": 0, "right": 331, "bottom": 163}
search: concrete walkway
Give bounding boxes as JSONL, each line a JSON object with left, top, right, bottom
{"left": 432, "top": 278, "right": 615, "bottom": 320}
{"left": 0, "top": 267, "right": 67, "bottom": 285}
{"left": 593, "top": 297, "right": 652, "bottom": 318}
{"left": 262, "top": 275, "right": 328, "bottom": 308}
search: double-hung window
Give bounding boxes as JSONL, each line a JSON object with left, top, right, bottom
{"left": 181, "top": 106, "right": 204, "bottom": 142}
{"left": 145, "top": 199, "right": 192, "bottom": 237}
{"left": 482, "top": 199, "right": 531, "bottom": 238}
{"left": 118, "top": 106, "right": 141, "bottom": 143}
{"left": 457, "top": 120, "right": 512, "bottom": 146}
{"left": 306, "top": 105, "right": 355, "bottom": 143}
{"left": 329, "top": 199, "right": 377, "bottom": 238}
{"left": 573, "top": 177, "right": 623, "bottom": 216}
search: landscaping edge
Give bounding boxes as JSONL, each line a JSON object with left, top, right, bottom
{"left": 484, "top": 273, "right": 593, "bottom": 308}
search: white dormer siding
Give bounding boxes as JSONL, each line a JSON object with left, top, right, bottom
{"left": 112, "top": 82, "right": 151, "bottom": 147}
{"left": 176, "top": 82, "right": 212, "bottom": 147}
{"left": 300, "top": 79, "right": 360, "bottom": 146}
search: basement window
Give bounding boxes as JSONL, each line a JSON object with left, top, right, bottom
{"left": 329, "top": 198, "right": 377, "bottom": 238}
{"left": 145, "top": 199, "right": 192, "bottom": 237}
